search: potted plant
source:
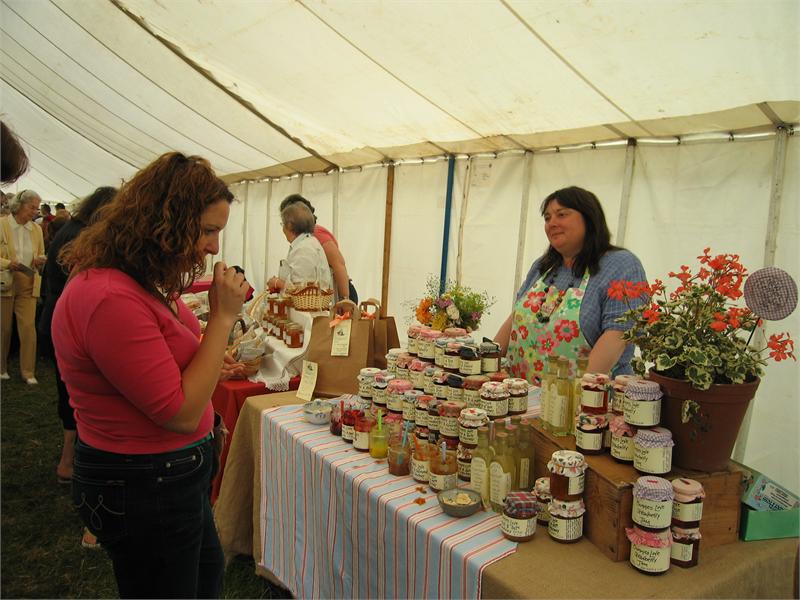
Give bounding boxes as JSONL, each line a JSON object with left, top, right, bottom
{"left": 412, "top": 275, "right": 494, "bottom": 332}
{"left": 609, "top": 248, "right": 795, "bottom": 472}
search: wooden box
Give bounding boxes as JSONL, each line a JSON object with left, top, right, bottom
{"left": 530, "top": 418, "right": 745, "bottom": 562}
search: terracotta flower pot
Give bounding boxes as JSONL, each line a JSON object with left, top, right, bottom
{"left": 649, "top": 370, "right": 760, "bottom": 473}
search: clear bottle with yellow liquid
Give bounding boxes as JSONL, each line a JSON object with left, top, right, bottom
{"left": 570, "top": 356, "right": 589, "bottom": 436}
{"left": 541, "top": 355, "right": 559, "bottom": 432}
{"left": 551, "top": 356, "right": 573, "bottom": 437}
{"left": 505, "top": 424, "right": 524, "bottom": 490}
{"left": 516, "top": 419, "right": 536, "bottom": 491}
{"left": 489, "top": 431, "right": 516, "bottom": 513}
{"left": 469, "top": 426, "right": 493, "bottom": 509}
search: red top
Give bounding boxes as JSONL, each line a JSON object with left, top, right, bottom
{"left": 52, "top": 268, "right": 213, "bottom": 454}
{"left": 313, "top": 224, "right": 337, "bottom": 247}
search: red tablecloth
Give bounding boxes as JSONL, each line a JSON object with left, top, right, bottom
{"left": 211, "top": 377, "right": 299, "bottom": 503}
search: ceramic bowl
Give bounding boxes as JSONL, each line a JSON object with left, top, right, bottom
{"left": 437, "top": 488, "right": 482, "bottom": 518}
{"left": 303, "top": 400, "right": 333, "bottom": 425}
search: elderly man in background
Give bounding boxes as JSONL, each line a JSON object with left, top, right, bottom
{"left": 1, "top": 189, "right": 46, "bottom": 384}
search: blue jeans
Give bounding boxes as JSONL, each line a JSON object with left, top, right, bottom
{"left": 73, "top": 438, "right": 224, "bottom": 598}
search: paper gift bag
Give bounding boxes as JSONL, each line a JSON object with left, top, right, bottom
{"left": 360, "top": 298, "right": 400, "bottom": 370}
{"left": 305, "top": 300, "right": 374, "bottom": 396}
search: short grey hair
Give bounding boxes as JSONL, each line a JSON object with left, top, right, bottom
{"left": 281, "top": 201, "right": 315, "bottom": 235}
{"left": 9, "top": 189, "right": 41, "bottom": 215}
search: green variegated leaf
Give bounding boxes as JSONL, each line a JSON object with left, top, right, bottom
{"left": 686, "top": 365, "right": 713, "bottom": 390}
{"left": 663, "top": 334, "right": 682, "bottom": 350}
{"left": 655, "top": 354, "right": 678, "bottom": 371}
{"left": 631, "top": 356, "right": 647, "bottom": 376}
{"left": 685, "top": 347, "right": 708, "bottom": 366}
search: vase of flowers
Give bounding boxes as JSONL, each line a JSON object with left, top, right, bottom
{"left": 412, "top": 275, "right": 494, "bottom": 332}
{"left": 610, "top": 248, "right": 795, "bottom": 472}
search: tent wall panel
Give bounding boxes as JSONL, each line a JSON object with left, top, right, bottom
{"left": 266, "top": 178, "right": 302, "bottom": 280}
{"left": 244, "top": 181, "right": 270, "bottom": 293}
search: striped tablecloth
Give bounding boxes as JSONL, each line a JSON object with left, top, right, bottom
{"left": 259, "top": 400, "right": 540, "bottom": 599}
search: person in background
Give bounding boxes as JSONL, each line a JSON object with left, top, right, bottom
{"left": 277, "top": 193, "right": 357, "bottom": 303}
{"left": 39, "top": 203, "right": 55, "bottom": 247}
{"left": 495, "top": 186, "right": 647, "bottom": 382}
{"left": 53, "top": 153, "right": 247, "bottom": 597}
{"left": 39, "top": 186, "right": 118, "bottom": 486}
{"left": 1, "top": 189, "right": 45, "bottom": 384}
{"left": 54, "top": 202, "right": 71, "bottom": 220}
{"left": 1, "top": 121, "right": 29, "bottom": 184}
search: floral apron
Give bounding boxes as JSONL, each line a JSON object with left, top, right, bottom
{"left": 507, "top": 270, "right": 591, "bottom": 383}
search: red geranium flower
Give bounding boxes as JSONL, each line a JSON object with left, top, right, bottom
{"left": 608, "top": 280, "right": 625, "bottom": 301}
{"left": 709, "top": 312, "right": 728, "bottom": 332}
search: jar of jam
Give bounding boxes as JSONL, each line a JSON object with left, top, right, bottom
{"left": 267, "top": 293, "right": 278, "bottom": 316}
{"left": 446, "top": 374, "right": 465, "bottom": 403}
{"left": 574, "top": 412, "right": 608, "bottom": 455}
{"left": 580, "top": 373, "right": 610, "bottom": 414}
{"left": 408, "top": 359, "right": 427, "bottom": 390}
{"left": 386, "top": 348, "right": 404, "bottom": 374}
{"left": 458, "top": 407, "right": 489, "bottom": 446}
{"left": 456, "top": 442, "right": 474, "bottom": 481}
{"left": 372, "top": 372, "right": 393, "bottom": 407}
{"left": 368, "top": 423, "right": 388, "bottom": 458}
{"left": 609, "top": 415, "right": 637, "bottom": 463}
{"left": 329, "top": 401, "right": 343, "bottom": 436}
{"left": 623, "top": 380, "right": 663, "bottom": 427}
{"left": 432, "top": 370, "right": 449, "bottom": 400}
{"left": 286, "top": 323, "right": 304, "bottom": 348}
{"left": 406, "top": 324, "right": 425, "bottom": 356}
{"left": 480, "top": 381, "right": 509, "bottom": 420}
{"left": 443, "top": 342, "right": 463, "bottom": 372}
{"left": 489, "top": 370, "right": 510, "bottom": 383}
{"left": 418, "top": 329, "right": 444, "bottom": 360}
{"left": 548, "top": 498, "right": 585, "bottom": 544}
{"left": 440, "top": 434, "right": 459, "bottom": 453}
{"left": 626, "top": 526, "right": 672, "bottom": 575}
{"left": 423, "top": 366, "right": 437, "bottom": 395}
{"left": 458, "top": 345, "right": 482, "bottom": 376}
{"left": 632, "top": 476, "right": 674, "bottom": 529}
{"left": 438, "top": 400, "right": 466, "bottom": 439}
{"left": 633, "top": 427, "right": 674, "bottom": 475}
{"left": 443, "top": 327, "right": 467, "bottom": 338}
{"left": 502, "top": 492, "right": 538, "bottom": 542}
{"left": 353, "top": 413, "right": 376, "bottom": 451}
{"left": 503, "top": 378, "right": 529, "bottom": 415}
{"left": 434, "top": 338, "right": 449, "bottom": 367}
{"left": 415, "top": 395, "right": 431, "bottom": 429}
{"left": 428, "top": 445, "right": 457, "bottom": 492}
{"left": 415, "top": 425, "right": 429, "bottom": 442}
{"left": 547, "top": 450, "right": 587, "bottom": 501}
{"left": 479, "top": 340, "right": 501, "bottom": 373}
{"left": 611, "top": 374, "right": 637, "bottom": 414}
{"left": 386, "top": 378, "right": 413, "bottom": 414}
{"left": 387, "top": 436, "right": 411, "bottom": 476}
{"left": 411, "top": 438, "right": 430, "bottom": 483}
{"left": 275, "top": 296, "right": 290, "bottom": 318}
{"left": 533, "top": 477, "right": 552, "bottom": 526}
{"left": 383, "top": 411, "right": 404, "bottom": 439}
{"left": 395, "top": 353, "right": 413, "bottom": 380}
{"left": 671, "top": 526, "right": 701, "bottom": 568}
{"left": 427, "top": 398, "right": 441, "bottom": 435}
{"left": 341, "top": 403, "right": 361, "bottom": 444}
{"left": 671, "top": 478, "right": 705, "bottom": 528}
{"left": 462, "top": 375, "right": 489, "bottom": 409}
{"left": 358, "top": 367, "right": 381, "bottom": 399}
{"left": 403, "top": 389, "right": 424, "bottom": 424}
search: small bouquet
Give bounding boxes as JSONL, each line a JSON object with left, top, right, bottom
{"left": 411, "top": 275, "right": 494, "bottom": 332}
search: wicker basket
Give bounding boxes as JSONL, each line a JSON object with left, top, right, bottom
{"left": 288, "top": 283, "right": 334, "bottom": 312}
{"left": 247, "top": 290, "right": 270, "bottom": 322}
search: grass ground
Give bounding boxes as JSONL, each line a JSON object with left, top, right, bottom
{"left": 1, "top": 354, "right": 291, "bottom": 599}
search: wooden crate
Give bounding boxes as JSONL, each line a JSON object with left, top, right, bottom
{"left": 530, "top": 418, "right": 745, "bottom": 562}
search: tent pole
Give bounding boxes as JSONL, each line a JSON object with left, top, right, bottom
{"left": 440, "top": 156, "right": 456, "bottom": 295}
{"left": 241, "top": 182, "right": 249, "bottom": 277}
{"left": 616, "top": 139, "right": 636, "bottom": 246}
{"left": 332, "top": 170, "right": 341, "bottom": 239}
{"left": 455, "top": 158, "right": 474, "bottom": 284}
{"left": 380, "top": 164, "right": 396, "bottom": 317}
{"left": 732, "top": 125, "right": 790, "bottom": 464}
{"left": 513, "top": 152, "right": 533, "bottom": 306}
{"left": 264, "top": 179, "right": 273, "bottom": 290}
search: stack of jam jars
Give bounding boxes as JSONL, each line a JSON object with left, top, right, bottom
{"left": 626, "top": 476, "right": 674, "bottom": 575}
{"left": 358, "top": 367, "right": 381, "bottom": 400}
{"left": 456, "top": 407, "right": 488, "bottom": 482}
{"left": 574, "top": 412, "right": 608, "bottom": 455}
{"left": 409, "top": 358, "right": 427, "bottom": 391}
{"left": 622, "top": 380, "right": 674, "bottom": 475}
{"left": 480, "top": 381, "right": 509, "bottom": 421}
{"left": 547, "top": 450, "right": 587, "bottom": 543}
{"left": 403, "top": 390, "right": 424, "bottom": 429}
{"left": 501, "top": 491, "right": 538, "bottom": 542}
{"left": 372, "top": 371, "right": 393, "bottom": 409}
{"left": 414, "top": 394, "right": 431, "bottom": 441}
{"left": 609, "top": 415, "right": 637, "bottom": 464}
{"left": 671, "top": 478, "right": 704, "bottom": 568}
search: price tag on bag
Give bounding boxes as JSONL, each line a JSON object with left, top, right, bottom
{"left": 330, "top": 319, "right": 352, "bottom": 357}
{"left": 296, "top": 360, "right": 318, "bottom": 401}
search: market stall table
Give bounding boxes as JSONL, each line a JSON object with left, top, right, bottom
{"left": 214, "top": 392, "right": 798, "bottom": 598}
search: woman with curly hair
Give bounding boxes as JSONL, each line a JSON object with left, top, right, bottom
{"left": 52, "top": 153, "right": 248, "bottom": 598}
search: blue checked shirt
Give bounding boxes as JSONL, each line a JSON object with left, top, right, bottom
{"left": 515, "top": 249, "right": 647, "bottom": 375}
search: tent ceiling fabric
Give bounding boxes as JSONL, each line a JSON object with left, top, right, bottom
{"left": 1, "top": 0, "right": 797, "bottom": 200}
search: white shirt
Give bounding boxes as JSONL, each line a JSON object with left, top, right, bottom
{"left": 279, "top": 233, "right": 333, "bottom": 290}
{"left": 9, "top": 217, "right": 33, "bottom": 268}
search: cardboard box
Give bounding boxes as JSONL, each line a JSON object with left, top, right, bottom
{"left": 740, "top": 504, "right": 800, "bottom": 541}
{"left": 740, "top": 467, "right": 800, "bottom": 512}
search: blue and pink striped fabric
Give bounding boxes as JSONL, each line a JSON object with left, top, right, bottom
{"left": 259, "top": 402, "right": 540, "bottom": 599}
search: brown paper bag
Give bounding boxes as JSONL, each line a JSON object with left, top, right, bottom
{"left": 360, "top": 298, "right": 400, "bottom": 369}
{"left": 305, "top": 300, "right": 374, "bottom": 396}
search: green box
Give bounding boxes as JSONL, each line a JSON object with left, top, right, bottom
{"left": 740, "top": 504, "right": 800, "bottom": 541}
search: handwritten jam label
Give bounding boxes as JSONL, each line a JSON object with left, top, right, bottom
{"left": 630, "top": 544, "right": 670, "bottom": 573}
{"left": 410, "top": 371, "right": 425, "bottom": 390}
{"left": 480, "top": 397, "right": 509, "bottom": 417}
{"left": 411, "top": 458, "right": 429, "bottom": 482}
{"left": 459, "top": 426, "right": 479, "bottom": 445}
{"left": 387, "top": 393, "right": 404, "bottom": 411}
{"left": 611, "top": 435, "right": 634, "bottom": 461}
{"left": 481, "top": 356, "right": 500, "bottom": 373}
{"left": 403, "top": 402, "right": 416, "bottom": 421}
{"left": 407, "top": 338, "right": 418, "bottom": 354}
{"left": 633, "top": 445, "right": 672, "bottom": 474}
{"left": 632, "top": 497, "right": 673, "bottom": 528}
{"left": 581, "top": 389, "right": 605, "bottom": 408}
{"left": 567, "top": 472, "right": 586, "bottom": 495}
{"left": 372, "top": 387, "right": 387, "bottom": 405}
{"left": 429, "top": 472, "right": 457, "bottom": 492}
{"left": 358, "top": 381, "right": 373, "bottom": 398}
{"left": 519, "top": 458, "right": 530, "bottom": 490}
{"left": 442, "top": 355, "right": 460, "bottom": 370}
{"left": 671, "top": 541, "right": 694, "bottom": 562}
{"left": 415, "top": 409, "right": 429, "bottom": 428}
{"left": 548, "top": 514, "right": 583, "bottom": 541}
{"left": 457, "top": 459, "right": 471, "bottom": 480}
{"left": 447, "top": 387, "right": 464, "bottom": 403}
{"left": 353, "top": 430, "right": 370, "bottom": 450}
{"left": 462, "top": 389, "right": 482, "bottom": 409}
{"left": 623, "top": 397, "right": 661, "bottom": 426}
{"left": 673, "top": 501, "right": 704, "bottom": 522}
{"left": 490, "top": 463, "right": 511, "bottom": 505}
{"left": 575, "top": 429, "right": 603, "bottom": 451}
{"left": 470, "top": 457, "right": 489, "bottom": 508}
{"left": 433, "top": 383, "right": 447, "bottom": 399}
{"left": 341, "top": 424, "right": 354, "bottom": 442}
{"left": 440, "top": 417, "right": 459, "bottom": 438}
{"left": 501, "top": 514, "right": 536, "bottom": 538}
{"left": 459, "top": 360, "right": 482, "bottom": 376}
{"left": 427, "top": 413, "right": 440, "bottom": 432}
{"left": 508, "top": 395, "right": 528, "bottom": 414}
{"left": 418, "top": 341, "right": 434, "bottom": 359}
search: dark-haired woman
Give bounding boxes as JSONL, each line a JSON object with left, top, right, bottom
{"left": 52, "top": 153, "right": 247, "bottom": 598}
{"left": 495, "top": 186, "right": 646, "bottom": 382}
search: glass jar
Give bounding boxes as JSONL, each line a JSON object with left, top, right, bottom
{"left": 353, "top": 413, "right": 375, "bottom": 451}
{"left": 418, "top": 329, "right": 443, "bottom": 360}
{"left": 626, "top": 526, "right": 672, "bottom": 575}
{"left": 489, "top": 370, "right": 510, "bottom": 383}
{"left": 403, "top": 389, "right": 424, "bottom": 424}
{"left": 671, "top": 478, "right": 705, "bottom": 528}
{"left": 267, "top": 293, "right": 278, "bottom": 316}
{"left": 547, "top": 450, "right": 587, "bottom": 501}
{"left": 341, "top": 404, "right": 361, "bottom": 444}
{"left": 358, "top": 367, "right": 381, "bottom": 399}
{"left": 574, "top": 412, "right": 608, "bottom": 455}
{"left": 275, "top": 296, "right": 290, "bottom": 318}
{"left": 462, "top": 375, "right": 490, "bottom": 409}
{"left": 411, "top": 438, "right": 430, "bottom": 483}
{"left": 458, "top": 407, "right": 489, "bottom": 446}
{"left": 423, "top": 366, "right": 437, "bottom": 395}
{"left": 439, "top": 400, "right": 466, "bottom": 439}
{"left": 385, "top": 436, "right": 409, "bottom": 476}
{"left": 406, "top": 324, "right": 425, "bottom": 356}
{"left": 395, "top": 353, "right": 413, "bottom": 380}
{"left": 369, "top": 424, "right": 388, "bottom": 458}
{"left": 383, "top": 411, "right": 404, "bottom": 439}
{"left": 480, "top": 381, "right": 509, "bottom": 420}
{"left": 446, "top": 373, "right": 465, "bottom": 403}
{"left": 533, "top": 477, "right": 552, "bottom": 526}
{"left": 456, "top": 442, "right": 473, "bottom": 481}
{"left": 286, "top": 323, "right": 304, "bottom": 348}
{"left": 632, "top": 476, "right": 675, "bottom": 529}
{"left": 671, "top": 526, "right": 701, "bottom": 568}
{"left": 633, "top": 427, "right": 674, "bottom": 475}
{"left": 443, "top": 342, "right": 463, "bottom": 372}
{"left": 408, "top": 359, "right": 427, "bottom": 390}
{"left": 480, "top": 341, "right": 501, "bottom": 374}
{"left": 580, "top": 373, "right": 610, "bottom": 414}
{"left": 611, "top": 374, "right": 637, "bottom": 414}
{"left": 623, "top": 380, "right": 663, "bottom": 427}
{"left": 502, "top": 492, "right": 538, "bottom": 542}
{"left": 609, "top": 415, "right": 637, "bottom": 463}
{"left": 427, "top": 398, "right": 441, "bottom": 435}
{"left": 329, "top": 401, "right": 343, "bottom": 436}
{"left": 469, "top": 427, "right": 493, "bottom": 509}
{"left": 433, "top": 370, "right": 449, "bottom": 401}
{"left": 503, "top": 378, "right": 529, "bottom": 416}
{"left": 548, "top": 498, "right": 586, "bottom": 544}
{"left": 458, "top": 345, "right": 482, "bottom": 376}
{"left": 429, "top": 446, "right": 457, "bottom": 492}
{"left": 434, "top": 338, "right": 449, "bottom": 367}
{"left": 372, "top": 372, "right": 393, "bottom": 407}
{"left": 443, "top": 327, "right": 467, "bottom": 338}
{"left": 387, "top": 378, "right": 413, "bottom": 414}
{"left": 386, "top": 348, "right": 404, "bottom": 374}
{"left": 415, "top": 395, "right": 431, "bottom": 429}
{"left": 414, "top": 425, "right": 429, "bottom": 442}
{"left": 489, "top": 432, "right": 516, "bottom": 513}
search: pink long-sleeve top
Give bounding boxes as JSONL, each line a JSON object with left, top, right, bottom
{"left": 52, "top": 268, "right": 213, "bottom": 454}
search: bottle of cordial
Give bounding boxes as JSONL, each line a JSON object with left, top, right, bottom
{"left": 551, "top": 357, "right": 572, "bottom": 437}
{"left": 469, "top": 426, "right": 493, "bottom": 509}
{"left": 570, "top": 357, "right": 589, "bottom": 435}
{"left": 540, "top": 355, "right": 559, "bottom": 432}
{"left": 516, "top": 419, "right": 536, "bottom": 491}
{"left": 489, "top": 432, "right": 516, "bottom": 513}
{"left": 505, "top": 424, "right": 523, "bottom": 491}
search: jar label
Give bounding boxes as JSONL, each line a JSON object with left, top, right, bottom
{"left": 372, "top": 388, "right": 387, "bottom": 405}
{"left": 407, "top": 338, "right": 418, "bottom": 354}
{"left": 632, "top": 497, "right": 673, "bottom": 528}
{"left": 358, "top": 381, "right": 373, "bottom": 398}
{"left": 623, "top": 397, "right": 661, "bottom": 426}
{"left": 610, "top": 435, "right": 634, "bottom": 461}
{"left": 415, "top": 410, "right": 429, "bottom": 428}
{"left": 459, "top": 360, "right": 482, "bottom": 376}
{"left": 519, "top": 458, "right": 530, "bottom": 490}
{"left": 423, "top": 378, "right": 435, "bottom": 395}
{"left": 442, "top": 355, "right": 460, "bottom": 370}
{"left": 501, "top": 514, "right": 536, "bottom": 538}
{"left": 567, "top": 472, "right": 586, "bottom": 496}
{"left": 470, "top": 458, "right": 489, "bottom": 507}
{"left": 489, "top": 463, "right": 511, "bottom": 505}
{"left": 396, "top": 367, "right": 410, "bottom": 380}
{"left": 434, "top": 383, "right": 447, "bottom": 398}
{"left": 411, "top": 458, "right": 429, "bottom": 482}
{"left": 463, "top": 388, "right": 482, "bottom": 409}
{"left": 457, "top": 458, "right": 471, "bottom": 480}
{"left": 387, "top": 393, "right": 404, "bottom": 411}
{"left": 549, "top": 393, "right": 568, "bottom": 428}
{"left": 353, "top": 430, "right": 370, "bottom": 450}
{"left": 411, "top": 371, "right": 425, "bottom": 389}
{"left": 435, "top": 348, "right": 445, "bottom": 366}
{"left": 342, "top": 424, "right": 355, "bottom": 442}
{"left": 481, "top": 356, "right": 500, "bottom": 373}
{"left": 428, "top": 414, "right": 440, "bottom": 431}
{"left": 673, "top": 501, "right": 703, "bottom": 522}
{"left": 633, "top": 445, "right": 672, "bottom": 475}
{"left": 581, "top": 389, "right": 605, "bottom": 409}
{"left": 403, "top": 402, "right": 416, "bottom": 421}
{"left": 440, "top": 416, "right": 459, "bottom": 438}
{"left": 429, "top": 472, "right": 457, "bottom": 492}
{"left": 459, "top": 426, "right": 479, "bottom": 445}
{"left": 548, "top": 514, "right": 583, "bottom": 541}
{"left": 630, "top": 544, "right": 670, "bottom": 573}
{"left": 575, "top": 428, "right": 603, "bottom": 451}
{"left": 447, "top": 387, "right": 464, "bottom": 403}
{"left": 387, "top": 364, "right": 397, "bottom": 375}
{"left": 671, "top": 541, "right": 694, "bottom": 562}
{"left": 480, "top": 397, "right": 509, "bottom": 417}
{"left": 418, "top": 341, "right": 435, "bottom": 359}
{"left": 508, "top": 395, "right": 528, "bottom": 414}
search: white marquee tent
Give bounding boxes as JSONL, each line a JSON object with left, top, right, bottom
{"left": 2, "top": 0, "right": 798, "bottom": 493}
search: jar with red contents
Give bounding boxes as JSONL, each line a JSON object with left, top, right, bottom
{"left": 463, "top": 375, "right": 489, "bottom": 409}
{"left": 386, "top": 378, "right": 413, "bottom": 415}
{"left": 458, "top": 345, "right": 482, "bottom": 376}
{"left": 418, "top": 329, "right": 444, "bottom": 361}
{"left": 406, "top": 324, "right": 425, "bottom": 356}
{"left": 533, "top": 477, "right": 552, "bottom": 527}
{"left": 489, "top": 370, "right": 510, "bottom": 383}
{"left": 479, "top": 340, "right": 501, "bottom": 374}
{"left": 409, "top": 359, "right": 428, "bottom": 391}
{"left": 353, "top": 413, "right": 376, "bottom": 451}
{"left": 286, "top": 324, "right": 304, "bottom": 348}
{"left": 438, "top": 400, "right": 466, "bottom": 439}
{"left": 275, "top": 296, "right": 290, "bottom": 318}
{"left": 429, "top": 444, "right": 458, "bottom": 493}
{"left": 442, "top": 342, "right": 463, "bottom": 372}
{"left": 395, "top": 353, "right": 413, "bottom": 381}
{"left": 548, "top": 498, "right": 586, "bottom": 544}
{"left": 503, "top": 378, "right": 529, "bottom": 415}
{"left": 329, "top": 402, "right": 343, "bottom": 436}
{"left": 671, "top": 527, "right": 701, "bottom": 568}
{"left": 574, "top": 412, "right": 608, "bottom": 455}
{"left": 480, "top": 381, "right": 509, "bottom": 420}
{"left": 502, "top": 492, "right": 538, "bottom": 542}
{"left": 671, "top": 478, "right": 705, "bottom": 529}
{"left": 415, "top": 395, "right": 431, "bottom": 429}
{"left": 403, "top": 390, "right": 424, "bottom": 425}
{"left": 372, "top": 372, "right": 393, "bottom": 408}
{"left": 580, "top": 373, "right": 610, "bottom": 414}
{"left": 626, "top": 526, "right": 673, "bottom": 575}
{"left": 547, "top": 450, "right": 587, "bottom": 502}
{"left": 341, "top": 402, "right": 362, "bottom": 444}
{"left": 432, "top": 370, "right": 449, "bottom": 401}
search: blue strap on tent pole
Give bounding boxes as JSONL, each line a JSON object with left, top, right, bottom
{"left": 439, "top": 156, "right": 455, "bottom": 295}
